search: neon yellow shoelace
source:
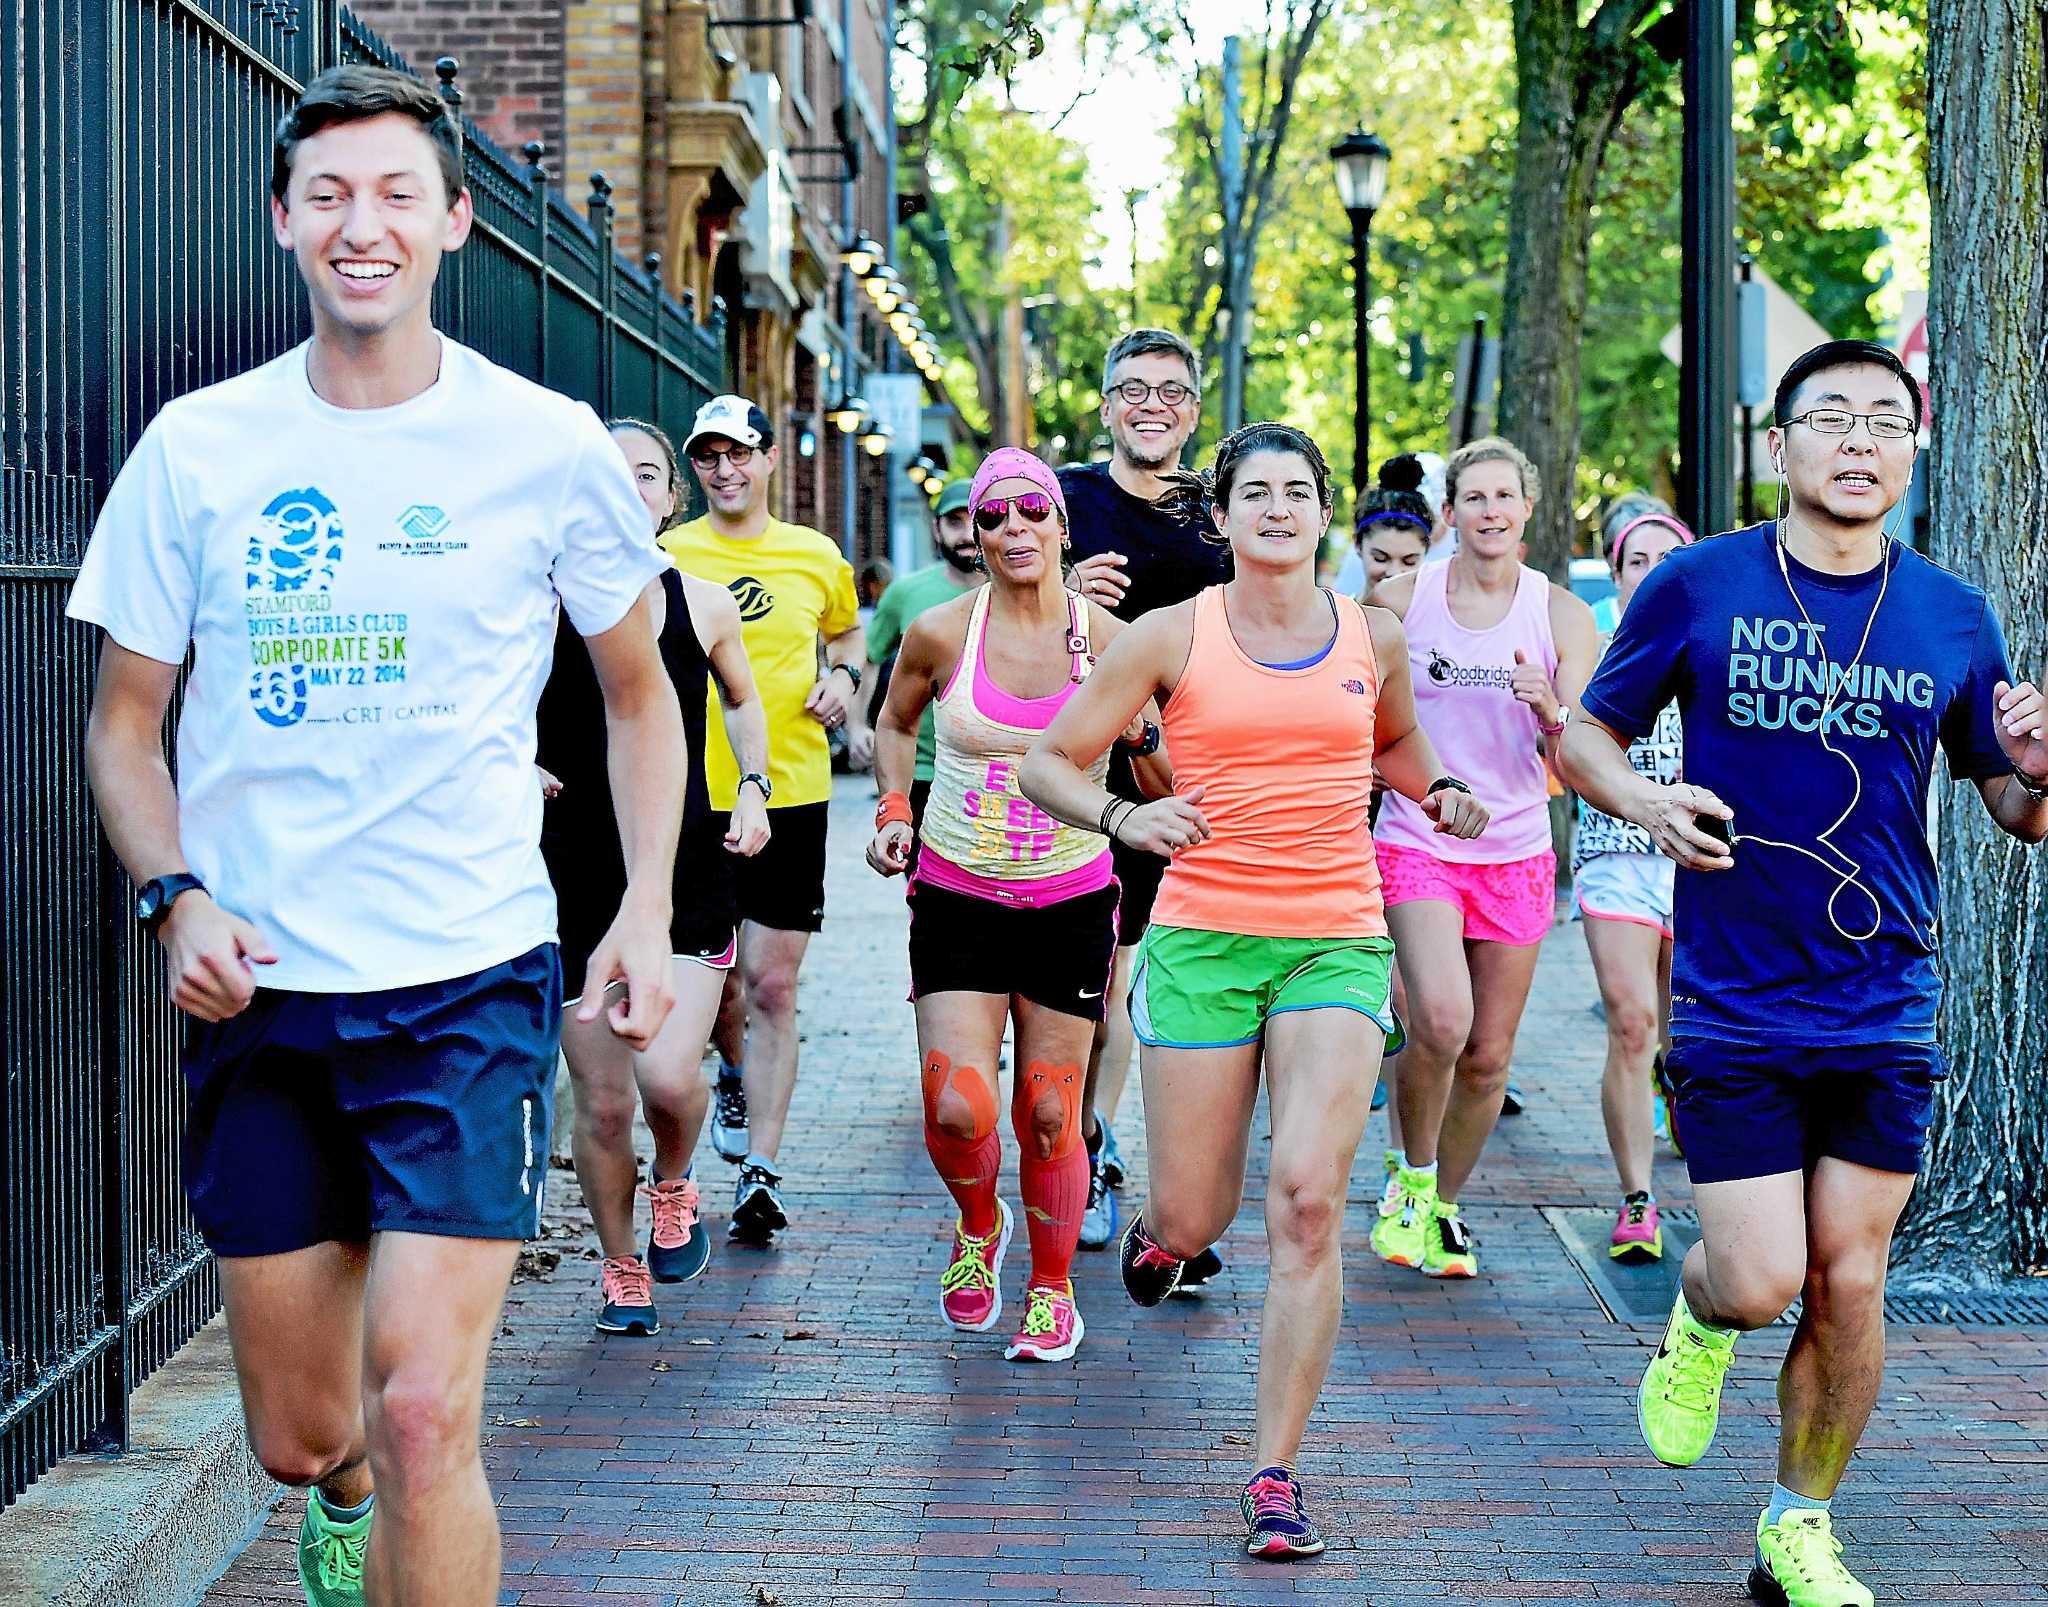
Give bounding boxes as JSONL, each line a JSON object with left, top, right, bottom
{"left": 1021, "top": 1288, "right": 1061, "bottom": 1336}
{"left": 941, "top": 1227, "right": 999, "bottom": 1294}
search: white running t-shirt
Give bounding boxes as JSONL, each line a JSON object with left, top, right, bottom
{"left": 67, "top": 337, "right": 666, "bottom": 993}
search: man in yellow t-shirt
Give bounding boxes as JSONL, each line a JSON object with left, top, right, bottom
{"left": 660, "top": 395, "right": 863, "bottom": 1245}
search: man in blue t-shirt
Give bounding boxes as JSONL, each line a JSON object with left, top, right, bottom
{"left": 1559, "top": 339, "right": 2047, "bottom": 1607}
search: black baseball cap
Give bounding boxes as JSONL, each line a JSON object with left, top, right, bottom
{"left": 1774, "top": 339, "right": 1922, "bottom": 430}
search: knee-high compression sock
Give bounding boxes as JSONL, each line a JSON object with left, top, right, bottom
{"left": 1013, "top": 1060, "right": 1088, "bottom": 1288}
{"left": 922, "top": 1051, "right": 1001, "bottom": 1237}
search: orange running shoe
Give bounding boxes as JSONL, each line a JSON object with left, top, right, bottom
{"left": 645, "top": 1173, "right": 710, "bottom": 1283}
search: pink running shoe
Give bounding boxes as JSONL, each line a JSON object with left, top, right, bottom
{"left": 1004, "top": 1281, "right": 1085, "bottom": 1362}
{"left": 1609, "top": 1192, "right": 1664, "bottom": 1262}
{"left": 938, "top": 1198, "right": 1012, "bottom": 1332}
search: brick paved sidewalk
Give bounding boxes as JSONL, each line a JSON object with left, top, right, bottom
{"left": 205, "top": 779, "right": 2048, "bottom": 1606}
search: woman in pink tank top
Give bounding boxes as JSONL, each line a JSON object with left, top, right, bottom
{"left": 1365, "top": 437, "right": 1600, "bottom": 1282}
{"left": 1020, "top": 424, "right": 1490, "bottom": 1561}
{"left": 867, "top": 448, "right": 1167, "bottom": 1368}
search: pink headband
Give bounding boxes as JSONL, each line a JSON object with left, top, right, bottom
{"left": 1608, "top": 512, "right": 1695, "bottom": 571}
{"left": 969, "top": 448, "right": 1066, "bottom": 521}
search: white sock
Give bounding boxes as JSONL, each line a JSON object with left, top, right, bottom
{"left": 1760, "top": 1484, "right": 1830, "bottom": 1563}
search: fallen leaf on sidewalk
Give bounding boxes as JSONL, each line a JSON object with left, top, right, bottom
{"left": 651, "top": 1360, "right": 672, "bottom": 1372}
{"left": 512, "top": 1247, "right": 561, "bottom": 1282}
{"left": 1222, "top": 1432, "right": 1251, "bottom": 1445}
{"left": 755, "top": 1587, "right": 782, "bottom": 1606}
{"left": 492, "top": 1415, "right": 541, "bottom": 1428}
{"left": 783, "top": 1329, "right": 817, "bottom": 1341}
{"left": 688, "top": 1337, "right": 713, "bottom": 1346}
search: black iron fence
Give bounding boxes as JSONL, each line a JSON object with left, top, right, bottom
{"left": 0, "top": 0, "right": 724, "bottom": 1507}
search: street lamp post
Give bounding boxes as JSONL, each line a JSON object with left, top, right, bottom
{"left": 1330, "top": 130, "right": 1391, "bottom": 503}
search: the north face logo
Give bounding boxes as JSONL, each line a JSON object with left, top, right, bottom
{"left": 1342, "top": 678, "right": 1366, "bottom": 695}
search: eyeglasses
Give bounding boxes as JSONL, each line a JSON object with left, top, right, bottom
{"left": 973, "top": 493, "right": 1056, "bottom": 531}
{"left": 1783, "top": 409, "right": 1916, "bottom": 441}
{"left": 689, "top": 444, "right": 756, "bottom": 470}
{"left": 1107, "top": 379, "right": 1198, "bottom": 408}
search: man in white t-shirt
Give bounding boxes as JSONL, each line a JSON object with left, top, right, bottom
{"left": 66, "top": 66, "right": 685, "bottom": 1607}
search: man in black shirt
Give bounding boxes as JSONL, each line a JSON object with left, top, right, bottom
{"left": 1059, "top": 328, "right": 1231, "bottom": 1258}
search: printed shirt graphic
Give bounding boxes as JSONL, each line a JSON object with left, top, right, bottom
{"left": 1573, "top": 626, "right": 1683, "bottom": 871}
{"left": 1580, "top": 524, "right": 2016, "bottom": 1046}
{"left": 869, "top": 562, "right": 977, "bottom": 781}
{"left": 65, "top": 337, "right": 665, "bottom": 992}
{"left": 660, "top": 516, "right": 858, "bottom": 808}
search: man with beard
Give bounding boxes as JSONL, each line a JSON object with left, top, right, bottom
{"left": 854, "top": 478, "right": 982, "bottom": 834}
{"left": 1060, "top": 328, "right": 1231, "bottom": 1261}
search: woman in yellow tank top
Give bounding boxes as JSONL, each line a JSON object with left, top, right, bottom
{"left": 1021, "top": 423, "right": 1490, "bottom": 1561}
{"left": 866, "top": 449, "right": 1168, "bottom": 1367}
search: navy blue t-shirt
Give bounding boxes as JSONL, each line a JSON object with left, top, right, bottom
{"left": 1580, "top": 523, "right": 2015, "bottom": 1047}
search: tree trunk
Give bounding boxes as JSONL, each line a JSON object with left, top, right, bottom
{"left": 1500, "top": 0, "right": 1640, "bottom": 579}
{"left": 1893, "top": 0, "right": 2048, "bottom": 1283}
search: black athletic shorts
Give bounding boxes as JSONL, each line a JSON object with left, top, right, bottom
{"left": 554, "top": 818, "right": 738, "bottom": 993}
{"left": 907, "top": 877, "right": 1120, "bottom": 1020}
{"left": 181, "top": 943, "right": 562, "bottom": 1253}
{"left": 733, "top": 799, "right": 830, "bottom": 933}
{"left": 1664, "top": 1037, "right": 1946, "bottom": 1186}
{"left": 1110, "top": 836, "right": 1167, "bottom": 944}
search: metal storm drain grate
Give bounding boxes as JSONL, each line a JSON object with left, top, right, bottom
{"left": 1543, "top": 1207, "right": 2048, "bottom": 1329}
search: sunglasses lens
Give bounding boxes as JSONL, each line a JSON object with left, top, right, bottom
{"left": 1015, "top": 494, "right": 1053, "bottom": 522}
{"left": 973, "top": 502, "right": 1008, "bottom": 531}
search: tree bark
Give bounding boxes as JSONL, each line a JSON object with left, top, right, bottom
{"left": 1499, "top": 0, "right": 1650, "bottom": 578}
{"left": 1893, "top": 0, "right": 2048, "bottom": 1284}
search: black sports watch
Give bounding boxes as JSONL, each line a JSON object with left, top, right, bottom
{"left": 738, "top": 772, "right": 773, "bottom": 802}
{"left": 1425, "top": 777, "right": 1472, "bottom": 798}
{"left": 136, "top": 873, "right": 207, "bottom": 930}
{"left": 831, "top": 662, "right": 863, "bottom": 691}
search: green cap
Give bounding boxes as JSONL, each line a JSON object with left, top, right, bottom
{"left": 933, "top": 479, "right": 973, "bottom": 516}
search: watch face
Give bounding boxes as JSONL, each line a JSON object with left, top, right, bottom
{"left": 136, "top": 886, "right": 160, "bottom": 922}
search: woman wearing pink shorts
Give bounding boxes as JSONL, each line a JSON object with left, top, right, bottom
{"left": 1367, "top": 437, "right": 1599, "bottom": 1277}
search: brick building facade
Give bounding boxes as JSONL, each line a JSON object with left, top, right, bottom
{"left": 352, "top": 0, "right": 908, "bottom": 558}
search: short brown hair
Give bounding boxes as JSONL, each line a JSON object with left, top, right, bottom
{"left": 273, "top": 65, "right": 465, "bottom": 205}
{"left": 1445, "top": 436, "right": 1540, "bottom": 505}
{"left": 1102, "top": 328, "right": 1201, "bottom": 395}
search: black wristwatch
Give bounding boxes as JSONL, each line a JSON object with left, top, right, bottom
{"left": 831, "top": 662, "right": 863, "bottom": 691}
{"left": 2014, "top": 768, "right": 2048, "bottom": 804}
{"left": 738, "top": 772, "right": 773, "bottom": 802}
{"left": 1425, "top": 777, "right": 1472, "bottom": 798}
{"left": 1119, "top": 720, "right": 1162, "bottom": 757}
{"left": 136, "top": 873, "right": 207, "bottom": 930}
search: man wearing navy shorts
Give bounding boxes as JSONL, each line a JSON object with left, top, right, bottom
{"left": 70, "top": 66, "right": 684, "bottom": 1607}
{"left": 1560, "top": 339, "right": 2047, "bottom": 1607}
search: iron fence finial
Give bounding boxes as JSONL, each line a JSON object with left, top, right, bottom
{"left": 435, "top": 57, "right": 462, "bottom": 110}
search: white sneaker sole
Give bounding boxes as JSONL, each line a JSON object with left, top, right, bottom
{"left": 939, "top": 1198, "right": 1012, "bottom": 1334}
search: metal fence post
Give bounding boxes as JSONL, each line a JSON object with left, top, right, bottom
{"left": 645, "top": 253, "right": 664, "bottom": 423}
{"left": 435, "top": 57, "right": 467, "bottom": 337}
{"left": 588, "top": 174, "right": 616, "bottom": 418}
{"left": 526, "top": 142, "right": 551, "bottom": 389}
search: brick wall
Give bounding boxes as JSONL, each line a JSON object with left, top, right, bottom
{"left": 562, "top": 0, "right": 648, "bottom": 256}
{"left": 349, "top": 0, "right": 566, "bottom": 173}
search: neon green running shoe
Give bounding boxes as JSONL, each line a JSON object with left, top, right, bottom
{"left": 1637, "top": 1287, "right": 1736, "bottom": 1466}
{"left": 1370, "top": 1164, "right": 1436, "bottom": 1269}
{"left": 1421, "top": 1199, "right": 1478, "bottom": 1278}
{"left": 297, "top": 1492, "right": 371, "bottom": 1606}
{"left": 1748, "top": 1509, "right": 1873, "bottom": 1607}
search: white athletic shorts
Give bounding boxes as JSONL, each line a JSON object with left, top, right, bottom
{"left": 1573, "top": 850, "right": 1675, "bottom": 940}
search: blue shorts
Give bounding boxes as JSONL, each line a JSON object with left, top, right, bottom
{"left": 1664, "top": 1037, "right": 1945, "bottom": 1186}
{"left": 181, "top": 944, "right": 563, "bottom": 1255}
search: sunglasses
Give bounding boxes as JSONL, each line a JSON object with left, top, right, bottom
{"left": 973, "top": 493, "right": 1056, "bottom": 531}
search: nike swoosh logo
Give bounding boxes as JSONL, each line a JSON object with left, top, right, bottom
{"left": 1079, "top": 989, "right": 1103, "bottom": 999}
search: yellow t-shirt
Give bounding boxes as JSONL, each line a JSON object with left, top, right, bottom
{"left": 659, "top": 516, "right": 859, "bottom": 808}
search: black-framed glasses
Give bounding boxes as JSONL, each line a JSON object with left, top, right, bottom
{"left": 1107, "top": 379, "right": 1199, "bottom": 408}
{"left": 689, "top": 443, "right": 756, "bottom": 469}
{"left": 1783, "top": 408, "right": 1916, "bottom": 441}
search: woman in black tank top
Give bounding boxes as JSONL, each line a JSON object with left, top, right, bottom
{"left": 534, "top": 418, "right": 771, "bottom": 1337}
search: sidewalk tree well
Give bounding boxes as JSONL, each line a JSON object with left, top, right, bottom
{"left": 1895, "top": 0, "right": 2048, "bottom": 1283}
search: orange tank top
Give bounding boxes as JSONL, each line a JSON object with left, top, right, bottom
{"left": 1149, "top": 585, "right": 1387, "bottom": 939}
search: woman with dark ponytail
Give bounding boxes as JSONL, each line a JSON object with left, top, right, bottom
{"left": 1023, "top": 422, "right": 1489, "bottom": 1561}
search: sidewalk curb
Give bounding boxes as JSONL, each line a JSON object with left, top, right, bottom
{"left": 0, "top": 1314, "right": 282, "bottom": 1607}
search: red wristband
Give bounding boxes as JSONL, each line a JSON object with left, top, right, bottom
{"left": 876, "top": 792, "right": 914, "bottom": 830}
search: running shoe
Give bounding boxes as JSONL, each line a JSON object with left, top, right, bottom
{"left": 728, "top": 1161, "right": 787, "bottom": 1244}
{"left": 1240, "top": 1465, "right": 1326, "bottom": 1560}
{"left": 297, "top": 1492, "right": 371, "bottom": 1606}
{"left": 1609, "top": 1192, "right": 1663, "bottom": 1262}
{"left": 1004, "top": 1280, "right": 1085, "bottom": 1362}
{"left": 1501, "top": 1080, "right": 1527, "bottom": 1115}
{"left": 710, "top": 1072, "right": 749, "bottom": 1163}
{"left": 1078, "top": 1148, "right": 1119, "bottom": 1250}
{"left": 1377, "top": 1149, "right": 1402, "bottom": 1213}
{"left": 594, "top": 1255, "right": 660, "bottom": 1335}
{"left": 1748, "top": 1509, "right": 1874, "bottom": 1607}
{"left": 1168, "top": 1244, "right": 1224, "bottom": 1297}
{"left": 1118, "top": 1211, "right": 1184, "bottom": 1306}
{"left": 644, "top": 1173, "right": 710, "bottom": 1282}
{"left": 938, "top": 1199, "right": 1012, "bottom": 1332}
{"left": 1422, "top": 1201, "right": 1478, "bottom": 1279}
{"left": 1096, "top": 1113, "right": 1126, "bottom": 1190}
{"left": 1370, "top": 1164, "right": 1437, "bottom": 1269}
{"left": 1638, "top": 1287, "right": 1736, "bottom": 1466}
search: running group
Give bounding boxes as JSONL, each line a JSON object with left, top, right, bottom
{"left": 66, "top": 65, "right": 2048, "bottom": 1607}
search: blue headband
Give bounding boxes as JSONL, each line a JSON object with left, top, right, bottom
{"left": 1355, "top": 509, "right": 1430, "bottom": 537}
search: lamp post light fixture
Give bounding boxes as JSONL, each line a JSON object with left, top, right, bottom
{"left": 1329, "top": 127, "right": 1392, "bottom": 501}
{"left": 863, "top": 264, "right": 894, "bottom": 300}
{"left": 874, "top": 279, "right": 906, "bottom": 315}
{"left": 841, "top": 235, "right": 885, "bottom": 277}
{"left": 860, "top": 423, "right": 894, "bottom": 458}
{"left": 907, "top": 457, "right": 932, "bottom": 487}
{"left": 825, "top": 393, "right": 869, "bottom": 433}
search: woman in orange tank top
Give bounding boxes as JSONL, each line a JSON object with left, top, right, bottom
{"left": 1021, "top": 424, "right": 1490, "bottom": 1562}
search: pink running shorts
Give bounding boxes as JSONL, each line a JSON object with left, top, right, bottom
{"left": 1376, "top": 843, "right": 1557, "bottom": 947}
